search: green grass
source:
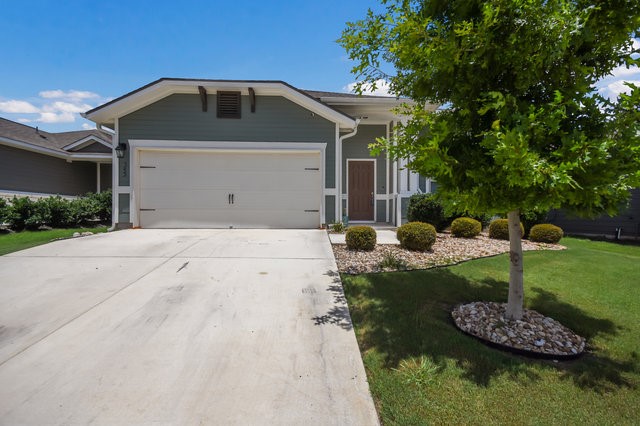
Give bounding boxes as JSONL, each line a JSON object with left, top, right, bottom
{"left": 0, "top": 226, "right": 108, "bottom": 255}
{"left": 341, "top": 238, "right": 640, "bottom": 425}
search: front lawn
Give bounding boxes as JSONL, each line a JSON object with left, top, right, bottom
{"left": 0, "top": 227, "right": 108, "bottom": 256}
{"left": 342, "top": 237, "right": 639, "bottom": 425}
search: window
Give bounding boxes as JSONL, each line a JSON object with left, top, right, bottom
{"left": 217, "top": 91, "right": 241, "bottom": 118}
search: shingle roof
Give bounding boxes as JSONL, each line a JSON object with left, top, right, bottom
{"left": 0, "top": 117, "right": 112, "bottom": 153}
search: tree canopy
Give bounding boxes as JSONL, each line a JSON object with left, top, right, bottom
{"left": 340, "top": 0, "right": 640, "bottom": 217}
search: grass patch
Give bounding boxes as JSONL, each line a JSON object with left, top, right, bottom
{"left": 0, "top": 226, "right": 108, "bottom": 256}
{"left": 341, "top": 237, "right": 640, "bottom": 425}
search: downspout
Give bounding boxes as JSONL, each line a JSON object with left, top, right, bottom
{"left": 338, "top": 118, "right": 361, "bottom": 223}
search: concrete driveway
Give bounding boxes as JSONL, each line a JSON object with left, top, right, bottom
{"left": 0, "top": 229, "right": 378, "bottom": 425}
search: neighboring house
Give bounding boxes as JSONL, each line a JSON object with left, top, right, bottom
{"left": 549, "top": 189, "right": 640, "bottom": 240}
{"left": 83, "top": 78, "right": 437, "bottom": 229}
{"left": 0, "top": 117, "right": 112, "bottom": 199}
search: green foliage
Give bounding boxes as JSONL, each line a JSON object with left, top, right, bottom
{"left": 529, "top": 224, "right": 563, "bottom": 244}
{"left": 379, "top": 251, "right": 409, "bottom": 270}
{"left": 521, "top": 209, "right": 549, "bottom": 238}
{"left": 450, "top": 217, "right": 482, "bottom": 238}
{"left": 346, "top": 225, "right": 377, "bottom": 251}
{"left": 331, "top": 221, "right": 346, "bottom": 233}
{"left": 488, "top": 218, "right": 523, "bottom": 240}
{"left": 6, "top": 197, "right": 40, "bottom": 230}
{"left": 0, "top": 198, "right": 8, "bottom": 224}
{"left": 407, "top": 193, "right": 450, "bottom": 231}
{"left": 397, "top": 222, "right": 437, "bottom": 251}
{"left": 3, "top": 192, "right": 112, "bottom": 230}
{"left": 340, "top": 0, "right": 640, "bottom": 218}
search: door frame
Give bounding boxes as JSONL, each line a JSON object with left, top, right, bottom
{"left": 129, "top": 140, "right": 326, "bottom": 228}
{"left": 346, "top": 158, "right": 377, "bottom": 223}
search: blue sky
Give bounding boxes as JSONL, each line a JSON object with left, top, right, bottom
{"left": 0, "top": 0, "right": 638, "bottom": 132}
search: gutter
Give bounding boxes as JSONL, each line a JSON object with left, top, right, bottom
{"left": 337, "top": 119, "right": 361, "bottom": 221}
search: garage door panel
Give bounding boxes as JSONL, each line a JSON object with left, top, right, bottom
{"left": 142, "top": 151, "right": 319, "bottom": 172}
{"left": 140, "top": 209, "right": 319, "bottom": 229}
{"left": 141, "top": 170, "right": 319, "bottom": 191}
{"left": 138, "top": 149, "right": 322, "bottom": 229}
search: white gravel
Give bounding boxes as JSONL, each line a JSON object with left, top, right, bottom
{"left": 332, "top": 232, "right": 565, "bottom": 274}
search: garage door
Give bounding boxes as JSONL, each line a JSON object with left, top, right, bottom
{"left": 137, "top": 149, "right": 322, "bottom": 228}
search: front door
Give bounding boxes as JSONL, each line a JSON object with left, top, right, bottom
{"left": 348, "top": 160, "right": 375, "bottom": 221}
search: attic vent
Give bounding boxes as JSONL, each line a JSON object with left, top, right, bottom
{"left": 217, "top": 91, "right": 241, "bottom": 118}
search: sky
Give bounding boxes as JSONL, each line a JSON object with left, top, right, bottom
{"left": 0, "top": 0, "right": 638, "bottom": 133}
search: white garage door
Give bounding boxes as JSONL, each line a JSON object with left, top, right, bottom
{"left": 137, "top": 149, "right": 322, "bottom": 228}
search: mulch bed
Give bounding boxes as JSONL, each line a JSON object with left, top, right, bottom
{"left": 331, "top": 232, "right": 564, "bottom": 274}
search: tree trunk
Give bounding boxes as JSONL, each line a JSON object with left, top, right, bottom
{"left": 505, "top": 210, "right": 524, "bottom": 320}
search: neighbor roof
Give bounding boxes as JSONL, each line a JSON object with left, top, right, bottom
{"left": 0, "top": 117, "right": 113, "bottom": 162}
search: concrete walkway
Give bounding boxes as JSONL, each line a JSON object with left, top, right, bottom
{"left": 0, "top": 229, "right": 378, "bottom": 425}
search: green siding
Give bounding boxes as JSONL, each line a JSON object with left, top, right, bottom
{"left": 118, "top": 94, "right": 336, "bottom": 188}
{"left": 342, "top": 124, "right": 387, "bottom": 195}
{"left": 325, "top": 196, "right": 336, "bottom": 224}
{"left": 118, "top": 193, "right": 130, "bottom": 223}
{"left": 376, "top": 200, "right": 386, "bottom": 222}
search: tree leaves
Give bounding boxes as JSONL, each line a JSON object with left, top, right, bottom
{"left": 340, "top": 0, "right": 640, "bottom": 217}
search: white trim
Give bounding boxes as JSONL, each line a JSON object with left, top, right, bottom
{"left": 346, "top": 158, "right": 377, "bottom": 222}
{"left": 127, "top": 140, "right": 327, "bottom": 228}
{"left": 63, "top": 135, "right": 112, "bottom": 151}
{"left": 0, "top": 136, "right": 112, "bottom": 162}
{"left": 323, "top": 188, "right": 337, "bottom": 196}
{"left": 111, "top": 118, "right": 119, "bottom": 228}
{"left": 85, "top": 80, "right": 357, "bottom": 129}
{"left": 385, "top": 122, "right": 390, "bottom": 223}
{"left": 374, "top": 194, "right": 394, "bottom": 201}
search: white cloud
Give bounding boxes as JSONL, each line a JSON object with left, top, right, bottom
{"left": 81, "top": 123, "right": 94, "bottom": 130}
{"left": 39, "top": 90, "right": 100, "bottom": 102}
{"left": 596, "top": 65, "right": 640, "bottom": 101}
{"left": 0, "top": 100, "right": 40, "bottom": 113}
{"left": 36, "top": 112, "right": 76, "bottom": 123}
{"left": 42, "top": 101, "right": 93, "bottom": 114}
{"left": 1, "top": 89, "right": 109, "bottom": 129}
{"left": 344, "top": 79, "right": 394, "bottom": 96}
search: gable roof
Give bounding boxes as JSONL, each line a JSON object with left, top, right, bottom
{"left": 0, "top": 117, "right": 112, "bottom": 160}
{"left": 84, "top": 78, "right": 359, "bottom": 129}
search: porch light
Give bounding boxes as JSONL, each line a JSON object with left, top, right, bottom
{"left": 115, "top": 143, "right": 127, "bottom": 159}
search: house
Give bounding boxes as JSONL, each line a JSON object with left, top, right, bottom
{"left": 83, "top": 78, "right": 437, "bottom": 229}
{"left": 0, "top": 117, "right": 112, "bottom": 198}
{"left": 549, "top": 189, "right": 640, "bottom": 240}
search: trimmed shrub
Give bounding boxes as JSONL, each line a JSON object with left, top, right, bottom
{"left": 397, "top": 221, "right": 437, "bottom": 251}
{"left": 85, "top": 190, "right": 112, "bottom": 222}
{"left": 6, "top": 196, "right": 41, "bottom": 230}
{"left": 406, "top": 194, "right": 450, "bottom": 231}
{"left": 488, "top": 219, "right": 524, "bottom": 240}
{"left": 38, "top": 196, "right": 73, "bottom": 228}
{"left": 0, "top": 198, "right": 8, "bottom": 224}
{"left": 521, "top": 209, "right": 549, "bottom": 238}
{"left": 451, "top": 217, "right": 482, "bottom": 238}
{"left": 345, "top": 226, "right": 376, "bottom": 251}
{"left": 529, "top": 224, "right": 563, "bottom": 244}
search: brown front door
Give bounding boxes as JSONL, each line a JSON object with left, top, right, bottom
{"left": 348, "top": 160, "right": 375, "bottom": 221}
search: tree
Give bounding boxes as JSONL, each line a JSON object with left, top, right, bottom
{"left": 340, "top": 0, "right": 640, "bottom": 320}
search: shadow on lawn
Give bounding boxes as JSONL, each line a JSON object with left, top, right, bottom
{"left": 343, "top": 268, "right": 638, "bottom": 393}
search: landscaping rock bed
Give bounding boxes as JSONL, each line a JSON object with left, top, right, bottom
{"left": 332, "top": 232, "right": 564, "bottom": 274}
{"left": 452, "top": 301, "right": 586, "bottom": 358}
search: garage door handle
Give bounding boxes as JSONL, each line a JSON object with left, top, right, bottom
{"left": 231, "top": 193, "right": 235, "bottom": 204}
{"left": 228, "top": 193, "right": 231, "bottom": 204}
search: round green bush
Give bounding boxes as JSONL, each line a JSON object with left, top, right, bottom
{"left": 451, "top": 217, "right": 482, "bottom": 238}
{"left": 529, "top": 224, "right": 563, "bottom": 243}
{"left": 488, "top": 219, "right": 524, "bottom": 240}
{"left": 397, "top": 222, "right": 437, "bottom": 251}
{"left": 345, "top": 226, "right": 376, "bottom": 251}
